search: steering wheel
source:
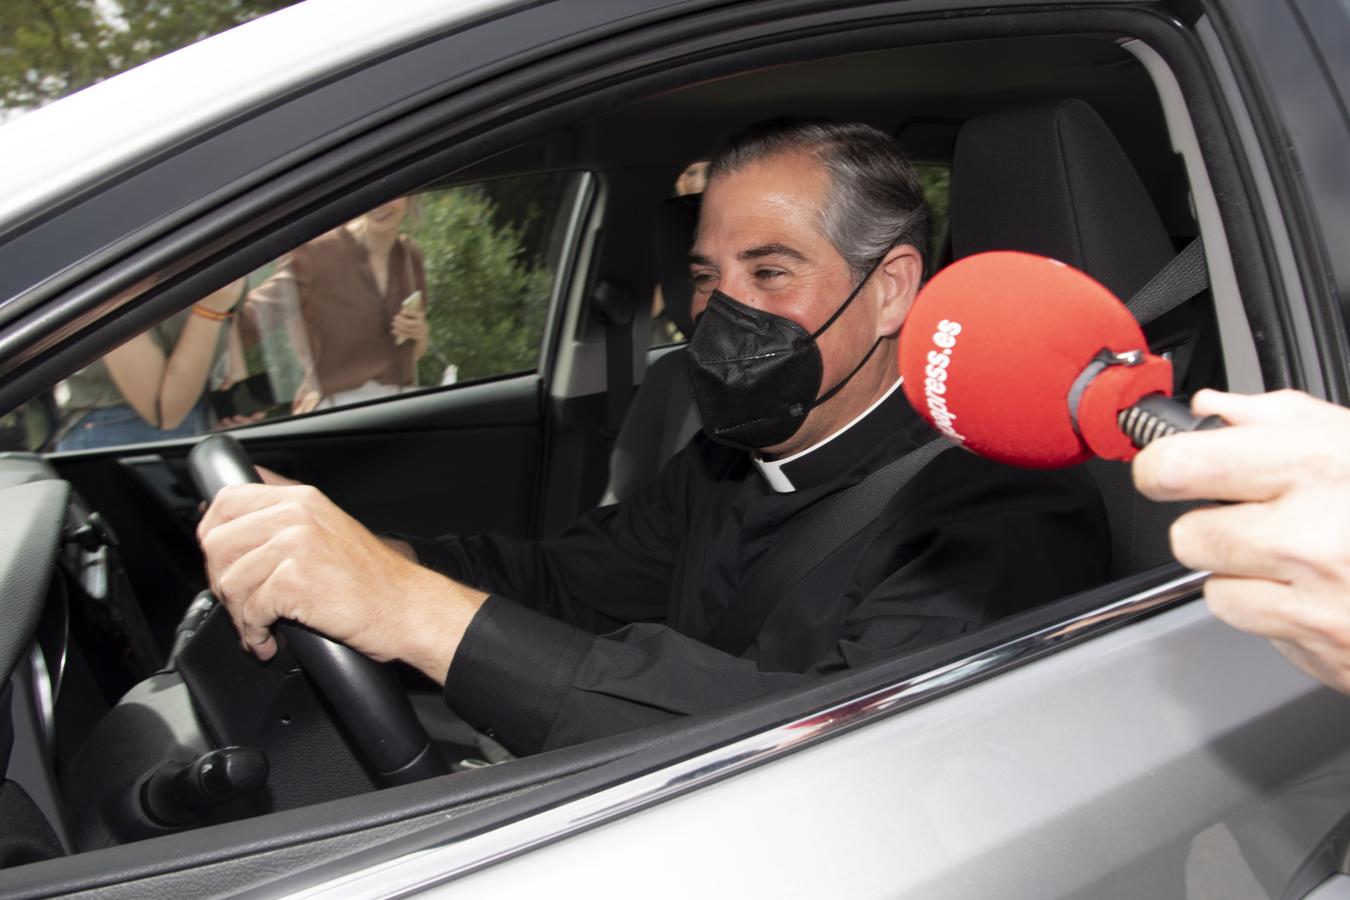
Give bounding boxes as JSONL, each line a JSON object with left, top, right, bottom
{"left": 187, "top": 434, "right": 448, "bottom": 787}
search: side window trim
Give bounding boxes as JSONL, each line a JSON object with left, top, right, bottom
{"left": 548, "top": 173, "right": 609, "bottom": 401}
{"left": 538, "top": 171, "right": 598, "bottom": 388}
{"left": 1121, "top": 36, "right": 1266, "bottom": 395}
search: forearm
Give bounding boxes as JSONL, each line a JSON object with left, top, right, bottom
{"left": 159, "top": 312, "right": 229, "bottom": 427}
{"left": 225, "top": 322, "right": 249, "bottom": 384}
{"left": 200, "top": 481, "right": 488, "bottom": 679}
{"left": 394, "top": 565, "right": 488, "bottom": 683}
{"left": 397, "top": 530, "right": 590, "bottom": 621}
{"left": 103, "top": 335, "right": 167, "bottom": 425}
{"left": 446, "top": 597, "right": 805, "bottom": 755}
{"left": 398, "top": 517, "right": 671, "bottom": 634}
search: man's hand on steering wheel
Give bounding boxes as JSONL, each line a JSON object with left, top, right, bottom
{"left": 197, "top": 482, "right": 486, "bottom": 683}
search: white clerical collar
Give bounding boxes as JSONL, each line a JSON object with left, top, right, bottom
{"left": 752, "top": 377, "right": 904, "bottom": 493}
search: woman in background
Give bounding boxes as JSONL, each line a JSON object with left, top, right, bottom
{"left": 56, "top": 279, "right": 246, "bottom": 450}
{"left": 245, "top": 197, "right": 429, "bottom": 412}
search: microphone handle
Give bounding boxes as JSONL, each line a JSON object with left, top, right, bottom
{"left": 1117, "top": 393, "right": 1225, "bottom": 449}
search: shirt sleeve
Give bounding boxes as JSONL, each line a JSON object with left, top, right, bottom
{"left": 400, "top": 450, "right": 688, "bottom": 635}
{"left": 444, "top": 596, "right": 807, "bottom": 754}
{"left": 439, "top": 453, "right": 1108, "bottom": 757}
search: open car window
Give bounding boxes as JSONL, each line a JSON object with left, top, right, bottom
{"left": 30, "top": 172, "right": 583, "bottom": 452}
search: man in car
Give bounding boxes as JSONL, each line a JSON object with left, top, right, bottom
{"left": 199, "top": 120, "right": 1110, "bottom": 754}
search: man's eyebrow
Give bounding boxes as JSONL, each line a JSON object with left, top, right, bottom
{"left": 738, "top": 243, "right": 808, "bottom": 262}
{"left": 689, "top": 251, "right": 713, "bottom": 267}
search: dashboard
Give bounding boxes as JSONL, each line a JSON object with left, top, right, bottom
{"left": 1, "top": 456, "right": 79, "bottom": 860}
{"left": 0, "top": 454, "right": 381, "bottom": 862}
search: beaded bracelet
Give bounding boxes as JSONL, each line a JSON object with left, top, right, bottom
{"left": 191, "top": 305, "right": 234, "bottom": 322}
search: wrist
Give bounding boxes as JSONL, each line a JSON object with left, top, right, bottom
{"left": 396, "top": 566, "right": 488, "bottom": 684}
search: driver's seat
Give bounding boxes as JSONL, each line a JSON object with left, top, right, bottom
{"left": 948, "top": 97, "right": 1206, "bottom": 578}
{"left": 600, "top": 194, "right": 702, "bottom": 505}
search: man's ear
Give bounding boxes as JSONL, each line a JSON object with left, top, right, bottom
{"left": 874, "top": 243, "right": 923, "bottom": 336}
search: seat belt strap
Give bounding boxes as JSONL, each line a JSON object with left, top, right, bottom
{"left": 604, "top": 317, "right": 633, "bottom": 438}
{"left": 704, "top": 436, "right": 952, "bottom": 657}
{"left": 592, "top": 281, "right": 636, "bottom": 439}
{"left": 1126, "top": 237, "right": 1208, "bottom": 326}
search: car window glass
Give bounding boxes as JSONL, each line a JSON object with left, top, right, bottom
{"left": 42, "top": 172, "right": 580, "bottom": 450}
{"left": 649, "top": 302, "right": 687, "bottom": 347}
{"left": 0, "top": 394, "right": 56, "bottom": 451}
{"left": 914, "top": 163, "right": 951, "bottom": 266}
{"left": 647, "top": 159, "right": 709, "bottom": 349}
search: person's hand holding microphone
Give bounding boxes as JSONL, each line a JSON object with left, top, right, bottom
{"left": 1133, "top": 389, "right": 1350, "bottom": 692}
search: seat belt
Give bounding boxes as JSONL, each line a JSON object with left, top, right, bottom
{"left": 1127, "top": 237, "right": 1212, "bottom": 389}
{"left": 592, "top": 280, "right": 636, "bottom": 440}
{"left": 1126, "top": 237, "right": 1207, "bottom": 327}
{"left": 704, "top": 436, "right": 951, "bottom": 657}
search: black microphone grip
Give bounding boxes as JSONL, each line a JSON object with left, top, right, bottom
{"left": 1117, "top": 393, "right": 1225, "bottom": 450}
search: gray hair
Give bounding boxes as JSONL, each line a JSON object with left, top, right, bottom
{"left": 706, "top": 119, "right": 930, "bottom": 282}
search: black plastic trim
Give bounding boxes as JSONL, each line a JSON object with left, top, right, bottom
{"left": 0, "top": 479, "right": 69, "bottom": 687}
{"left": 1197, "top": 0, "right": 1350, "bottom": 401}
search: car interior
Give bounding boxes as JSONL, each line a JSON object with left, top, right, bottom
{"left": 0, "top": 8, "right": 1275, "bottom": 894}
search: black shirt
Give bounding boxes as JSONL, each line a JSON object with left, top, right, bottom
{"left": 406, "top": 387, "right": 1109, "bottom": 755}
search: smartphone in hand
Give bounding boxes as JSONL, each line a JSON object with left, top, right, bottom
{"left": 209, "top": 373, "right": 277, "bottom": 420}
{"left": 396, "top": 290, "right": 424, "bottom": 345}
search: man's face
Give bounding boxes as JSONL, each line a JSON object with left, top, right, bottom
{"left": 689, "top": 151, "right": 901, "bottom": 456}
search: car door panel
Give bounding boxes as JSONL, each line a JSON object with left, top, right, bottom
{"left": 429, "top": 604, "right": 1350, "bottom": 900}
{"left": 49, "top": 374, "right": 547, "bottom": 656}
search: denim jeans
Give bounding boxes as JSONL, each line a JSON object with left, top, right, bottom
{"left": 57, "top": 401, "right": 210, "bottom": 451}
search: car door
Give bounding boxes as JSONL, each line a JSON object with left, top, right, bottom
{"left": 254, "top": 3, "right": 1350, "bottom": 898}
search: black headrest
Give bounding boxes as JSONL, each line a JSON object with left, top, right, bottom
{"left": 950, "top": 98, "right": 1175, "bottom": 301}
{"left": 653, "top": 194, "right": 701, "bottom": 337}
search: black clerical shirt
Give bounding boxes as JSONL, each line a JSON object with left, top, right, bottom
{"left": 405, "top": 385, "right": 1109, "bottom": 755}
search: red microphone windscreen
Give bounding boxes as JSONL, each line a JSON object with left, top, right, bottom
{"left": 899, "top": 251, "right": 1161, "bottom": 468}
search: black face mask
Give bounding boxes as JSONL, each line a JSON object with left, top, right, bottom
{"left": 686, "top": 261, "right": 887, "bottom": 451}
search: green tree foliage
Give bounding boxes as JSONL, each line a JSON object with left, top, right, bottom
{"left": 0, "top": 0, "right": 292, "bottom": 112}
{"left": 914, "top": 163, "right": 951, "bottom": 261}
{"left": 411, "top": 187, "right": 554, "bottom": 386}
